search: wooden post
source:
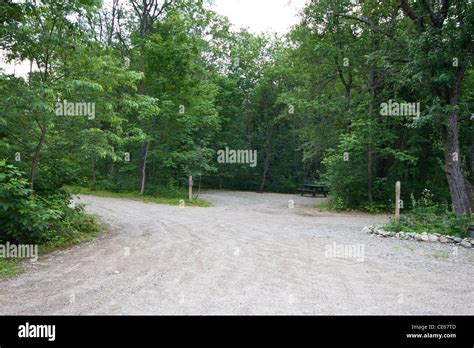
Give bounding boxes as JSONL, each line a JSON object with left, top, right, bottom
{"left": 395, "top": 181, "right": 401, "bottom": 221}
{"left": 188, "top": 175, "right": 193, "bottom": 201}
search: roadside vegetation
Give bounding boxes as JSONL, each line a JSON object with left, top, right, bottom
{"left": 0, "top": 259, "right": 24, "bottom": 278}
{"left": 0, "top": 161, "right": 104, "bottom": 278}
{"left": 384, "top": 190, "right": 470, "bottom": 237}
{"left": 68, "top": 186, "right": 211, "bottom": 207}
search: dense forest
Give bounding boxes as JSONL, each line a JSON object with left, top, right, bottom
{"left": 1, "top": 0, "right": 473, "bottom": 245}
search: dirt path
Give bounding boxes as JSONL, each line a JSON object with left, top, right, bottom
{"left": 0, "top": 190, "right": 472, "bottom": 315}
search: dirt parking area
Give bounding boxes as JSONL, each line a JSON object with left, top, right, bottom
{"left": 0, "top": 190, "right": 472, "bottom": 314}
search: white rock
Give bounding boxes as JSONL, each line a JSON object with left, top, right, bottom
{"left": 460, "top": 241, "right": 471, "bottom": 249}
{"left": 420, "top": 232, "right": 429, "bottom": 241}
{"left": 428, "top": 234, "right": 438, "bottom": 242}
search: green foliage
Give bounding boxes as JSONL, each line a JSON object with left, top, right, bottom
{"left": 322, "top": 134, "right": 369, "bottom": 210}
{"left": 0, "top": 259, "right": 24, "bottom": 278}
{"left": 0, "top": 160, "right": 102, "bottom": 244}
{"left": 0, "top": 160, "right": 48, "bottom": 243}
{"left": 68, "top": 186, "right": 211, "bottom": 207}
{"left": 385, "top": 190, "right": 470, "bottom": 237}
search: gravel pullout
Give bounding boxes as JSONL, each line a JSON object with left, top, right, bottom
{"left": 0, "top": 190, "right": 472, "bottom": 315}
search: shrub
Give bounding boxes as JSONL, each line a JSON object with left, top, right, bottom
{"left": 0, "top": 160, "right": 49, "bottom": 243}
{"left": 322, "top": 146, "right": 369, "bottom": 210}
{"left": 384, "top": 189, "right": 470, "bottom": 237}
{"left": 0, "top": 160, "right": 100, "bottom": 244}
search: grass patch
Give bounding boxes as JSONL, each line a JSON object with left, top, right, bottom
{"left": 384, "top": 211, "right": 469, "bottom": 237}
{"left": 313, "top": 202, "right": 331, "bottom": 210}
{"left": 431, "top": 252, "right": 449, "bottom": 260}
{"left": 39, "top": 214, "right": 106, "bottom": 253}
{"left": 0, "top": 213, "right": 106, "bottom": 279}
{"left": 0, "top": 258, "right": 24, "bottom": 278}
{"left": 68, "top": 186, "right": 212, "bottom": 207}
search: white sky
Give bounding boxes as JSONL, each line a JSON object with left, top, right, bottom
{"left": 1, "top": 0, "right": 308, "bottom": 76}
{"left": 211, "top": 0, "right": 307, "bottom": 34}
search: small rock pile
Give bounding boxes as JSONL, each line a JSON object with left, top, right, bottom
{"left": 361, "top": 226, "right": 473, "bottom": 249}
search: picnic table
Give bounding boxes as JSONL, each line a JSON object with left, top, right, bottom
{"left": 297, "top": 182, "right": 328, "bottom": 197}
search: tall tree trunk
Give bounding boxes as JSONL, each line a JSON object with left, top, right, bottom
{"left": 30, "top": 125, "right": 47, "bottom": 191}
{"left": 367, "top": 142, "right": 373, "bottom": 203}
{"left": 91, "top": 157, "right": 97, "bottom": 190}
{"left": 130, "top": 1, "right": 173, "bottom": 193}
{"left": 136, "top": 79, "right": 150, "bottom": 194}
{"left": 257, "top": 149, "right": 270, "bottom": 193}
{"left": 471, "top": 117, "right": 474, "bottom": 175}
{"left": 139, "top": 142, "right": 149, "bottom": 195}
{"left": 137, "top": 140, "right": 150, "bottom": 195}
{"left": 367, "top": 82, "right": 375, "bottom": 204}
{"left": 441, "top": 91, "right": 471, "bottom": 216}
{"left": 366, "top": 35, "right": 378, "bottom": 204}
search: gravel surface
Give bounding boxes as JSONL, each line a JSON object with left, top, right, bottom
{"left": 0, "top": 190, "right": 473, "bottom": 315}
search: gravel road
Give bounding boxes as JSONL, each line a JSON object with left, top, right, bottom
{"left": 0, "top": 190, "right": 472, "bottom": 315}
